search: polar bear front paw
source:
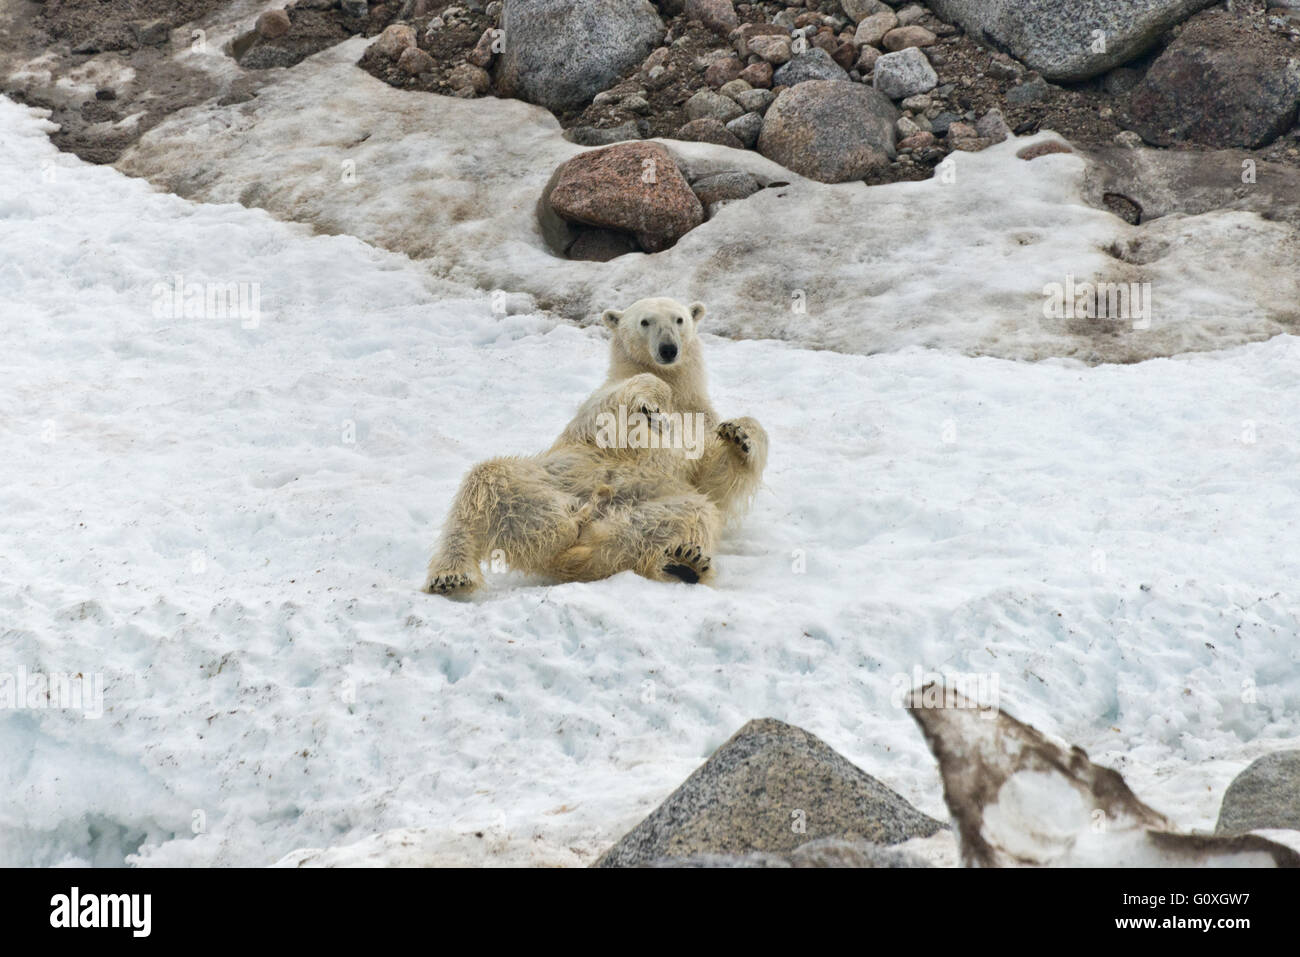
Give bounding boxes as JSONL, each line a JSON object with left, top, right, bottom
{"left": 625, "top": 374, "right": 672, "bottom": 420}
{"left": 717, "top": 420, "right": 754, "bottom": 458}
{"left": 662, "top": 543, "right": 712, "bottom": 584}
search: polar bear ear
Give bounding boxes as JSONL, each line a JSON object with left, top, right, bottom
{"left": 601, "top": 309, "right": 623, "bottom": 328}
{"left": 689, "top": 302, "right": 706, "bottom": 323}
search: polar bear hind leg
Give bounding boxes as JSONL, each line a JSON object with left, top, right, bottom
{"left": 425, "top": 457, "right": 590, "bottom": 594}
{"left": 553, "top": 492, "right": 721, "bottom": 585}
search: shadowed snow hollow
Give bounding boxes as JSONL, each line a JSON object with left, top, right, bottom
{"left": 116, "top": 39, "right": 1300, "bottom": 364}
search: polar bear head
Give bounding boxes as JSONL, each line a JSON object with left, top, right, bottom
{"left": 602, "top": 297, "right": 706, "bottom": 369}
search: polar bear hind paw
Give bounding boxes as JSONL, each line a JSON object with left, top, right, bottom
{"left": 662, "top": 543, "right": 712, "bottom": 584}
{"left": 425, "top": 570, "right": 478, "bottom": 596}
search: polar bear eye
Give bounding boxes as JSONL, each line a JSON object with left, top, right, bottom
{"left": 676, "top": 317, "right": 683, "bottom": 325}
{"left": 640, "top": 319, "right": 649, "bottom": 327}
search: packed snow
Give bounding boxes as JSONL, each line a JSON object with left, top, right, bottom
{"left": 116, "top": 38, "right": 1300, "bottom": 364}
{"left": 2, "top": 92, "right": 1298, "bottom": 867}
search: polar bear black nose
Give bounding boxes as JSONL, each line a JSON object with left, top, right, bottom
{"left": 659, "top": 343, "right": 678, "bottom": 363}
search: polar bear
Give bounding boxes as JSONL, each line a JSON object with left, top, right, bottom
{"left": 424, "top": 297, "right": 768, "bottom": 595}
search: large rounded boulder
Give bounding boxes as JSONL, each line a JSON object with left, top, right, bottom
{"left": 925, "top": 0, "right": 1218, "bottom": 82}
{"left": 1126, "top": 16, "right": 1300, "bottom": 149}
{"left": 497, "top": 0, "right": 664, "bottom": 112}
{"left": 757, "top": 80, "right": 897, "bottom": 183}
{"left": 548, "top": 142, "right": 704, "bottom": 252}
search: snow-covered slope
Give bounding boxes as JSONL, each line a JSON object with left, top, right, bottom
{"left": 115, "top": 39, "right": 1300, "bottom": 364}
{"left": 2, "top": 96, "right": 1298, "bottom": 867}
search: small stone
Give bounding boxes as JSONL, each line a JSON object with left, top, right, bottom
{"left": 748, "top": 34, "right": 793, "bottom": 65}
{"left": 873, "top": 46, "right": 937, "bottom": 99}
{"left": 685, "top": 0, "right": 740, "bottom": 36}
{"left": 830, "top": 41, "right": 858, "bottom": 71}
{"left": 690, "top": 169, "right": 761, "bottom": 205}
{"left": 95, "top": 87, "right": 117, "bottom": 101}
{"left": 975, "top": 108, "right": 1011, "bottom": 143}
{"left": 897, "top": 131, "right": 935, "bottom": 150}
{"left": 621, "top": 94, "right": 652, "bottom": 114}
{"left": 1113, "top": 130, "right": 1144, "bottom": 149}
{"left": 1005, "top": 77, "right": 1050, "bottom": 105}
{"left": 718, "top": 78, "right": 753, "bottom": 99}
{"left": 695, "top": 49, "right": 735, "bottom": 72}
{"left": 448, "top": 63, "right": 491, "bottom": 94}
{"left": 896, "top": 115, "right": 922, "bottom": 138}
{"left": 340, "top": 0, "right": 369, "bottom": 16}
{"left": 240, "top": 43, "right": 301, "bottom": 69}
{"left": 372, "top": 23, "right": 416, "bottom": 59}
{"left": 725, "top": 111, "right": 764, "bottom": 147}
{"left": 739, "top": 61, "right": 774, "bottom": 88}
{"left": 854, "top": 11, "right": 898, "bottom": 47}
{"left": 641, "top": 47, "right": 671, "bottom": 75}
{"left": 705, "top": 56, "right": 745, "bottom": 87}
{"left": 841, "top": 0, "right": 890, "bottom": 22}
{"left": 255, "top": 10, "right": 292, "bottom": 39}
{"left": 946, "top": 121, "right": 977, "bottom": 139}
{"left": 855, "top": 46, "right": 881, "bottom": 72}
{"left": 949, "top": 136, "right": 995, "bottom": 152}
{"left": 986, "top": 55, "right": 1023, "bottom": 81}
{"left": 900, "top": 94, "right": 931, "bottom": 112}
{"left": 397, "top": 46, "right": 434, "bottom": 75}
{"left": 686, "top": 88, "right": 745, "bottom": 123}
{"left": 130, "top": 19, "right": 171, "bottom": 47}
{"left": 895, "top": 4, "right": 927, "bottom": 26}
{"left": 564, "top": 121, "right": 645, "bottom": 146}
{"left": 772, "top": 47, "right": 849, "bottom": 86}
{"left": 676, "top": 117, "right": 746, "bottom": 149}
{"left": 929, "top": 111, "right": 959, "bottom": 135}
{"left": 467, "top": 28, "right": 499, "bottom": 67}
{"left": 881, "top": 26, "right": 936, "bottom": 51}
{"left": 732, "top": 22, "right": 790, "bottom": 58}
{"left": 733, "top": 87, "right": 775, "bottom": 112}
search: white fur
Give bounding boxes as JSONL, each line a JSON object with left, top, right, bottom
{"left": 425, "top": 298, "right": 768, "bottom": 594}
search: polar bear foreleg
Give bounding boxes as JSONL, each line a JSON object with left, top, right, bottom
{"left": 692, "top": 416, "right": 769, "bottom": 517}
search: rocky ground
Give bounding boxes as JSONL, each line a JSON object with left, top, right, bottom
{"left": 346, "top": 0, "right": 1300, "bottom": 253}
{"left": 352, "top": 0, "right": 1300, "bottom": 185}
{"left": 0, "top": 0, "right": 393, "bottom": 162}
{"left": 6, "top": 0, "right": 1300, "bottom": 254}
